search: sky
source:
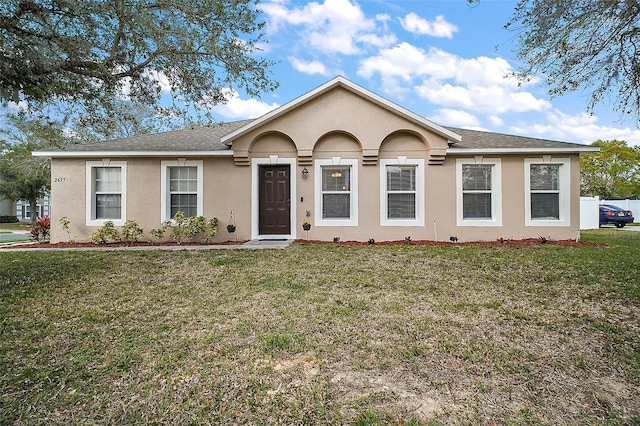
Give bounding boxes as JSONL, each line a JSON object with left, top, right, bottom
{"left": 208, "top": 0, "right": 640, "bottom": 146}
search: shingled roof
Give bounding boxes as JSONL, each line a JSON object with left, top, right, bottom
{"left": 34, "top": 117, "right": 596, "bottom": 158}
{"left": 445, "top": 127, "right": 596, "bottom": 153}
{"left": 39, "top": 120, "right": 252, "bottom": 155}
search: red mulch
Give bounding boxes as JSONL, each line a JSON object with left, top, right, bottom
{"left": 3, "top": 238, "right": 603, "bottom": 250}
{"left": 295, "top": 238, "right": 603, "bottom": 247}
{"left": 1, "top": 240, "right": 248, "bottom": 249}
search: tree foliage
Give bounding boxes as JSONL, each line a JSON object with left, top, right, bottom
{"left": 70, "top": 100, "right": 179, "bottom": 142}
{"left": 0, "top": 0, "right": 277, "bottom": 118}
{"left": 0, "top": 115, "right": 72, "bottom": 224}
{"left": 503, "top": 0, "right": 640, "bottom": 122}
{"left": 580, "top": 140, "right": 640, "bottom": 198}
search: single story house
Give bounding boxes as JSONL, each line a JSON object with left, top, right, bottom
{"left": 34, "top": 77, "right": 598, "bottom": 243}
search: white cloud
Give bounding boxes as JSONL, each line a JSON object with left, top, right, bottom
{"left": 262, "top": 0, "right": 393, "bottom": 54}
{"left": 358, "top": 42, "right": 550, "bottom": 114}
{"left": 288, "top": 57, "right": 330, "bottom": 75}
{"left": 399, "top": 13, "right": 457, "bottom": 38}
{"left": 510, "top": 110, "right": 640, "bottom": 146}
{"left": 488, "top": 115, "right": 504, "bottom": 127}
{"left": 211, "top": 89, "right": 279, "bottom": 119}
{"left": 430, "top": 109, "right": 481, "bottom": 127}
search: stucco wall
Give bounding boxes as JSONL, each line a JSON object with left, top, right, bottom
{"left": 50, "top": 157, "right": 253, "bottom": 243}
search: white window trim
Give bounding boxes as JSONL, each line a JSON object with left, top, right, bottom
{"left": 524, "top": 157, "right": 571, "bottom": 227}
{"left": 380, "top": 158, "right": 424, "bottom": 227}
{"left": 456, "top": 158, "right": 502, "bottom": 227}
{"left": 315, "top": 158, "right": 358, "bottom": 227}
{"left": 86, "top": 160, "right": 127, "bottom": 226}
{"left": 251, "top": 157, "right": 297, "bottom": 240}
{"left": 161, "top": 160, "right": 204, "bottom": 222}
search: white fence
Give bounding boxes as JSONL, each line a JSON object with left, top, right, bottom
{"left": 580, "top": 197, "right": 639, "bottom": 229}
{"left": 580, "top": 197, "right": 600, "bottom": 229}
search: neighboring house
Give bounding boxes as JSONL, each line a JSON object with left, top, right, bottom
{"left": 16, "top": 195, "right": 50, "bottom": 222}
{"left": 34, "top": 77, "right": 598, "bottom": 243}
{"left": 0, "top": 195, "right": 16, "bottom": 220}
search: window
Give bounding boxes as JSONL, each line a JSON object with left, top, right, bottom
{"left": 161, "top": 160, "right": 203, "bottom": 221}
{"left": 524, "top": 158, "right": 570, "bottom": 226}
{"left": 380, "top": 159, "right": 424, "bottom": 226}
{"left": 169, "top": 167, "right": 198, "bottom": 218}
{"left": 315, "top": 159, "right": 358, "bottom": 226}
{"left": 86, "top": 161, "right": 127, "bottom": 226}
{"left": 456, "top": 158, "right": 502, "bottom": 226}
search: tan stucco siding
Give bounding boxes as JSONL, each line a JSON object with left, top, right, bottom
{"left": 49, "top": 157, "right": 253, "bottom": 243}
{"left": 232, "top": 87, "right": 449, "bottom": 157}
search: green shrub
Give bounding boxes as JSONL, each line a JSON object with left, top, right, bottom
{"left": 204, "top": 217, "right": 219, "bottom": 243}
{"left": 0, "top": 215, "right": 18, "bottom": 223}
{"left": 89, "top": 221, "right": 120, "bottom": 244}
{"left": 149, "top": 221, "right": 171, "bottom": 243}
{"left": 122, "top": 219, "right": 144, "bottom": 243}
{"left": 169, "top": 211, "right": 187, "bottom": 243}
{"left": 185, "top": 215, "right": 206, "bottom": 242}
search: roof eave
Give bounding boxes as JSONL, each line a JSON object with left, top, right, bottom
{"left": 447, "top": 147, "right": 600, "bottom": 155}
{"left": 220, "top": 76, "right": 462, "bottom": 145}
{"left": 33, "top": 150, "right": 234, "bottom": 158}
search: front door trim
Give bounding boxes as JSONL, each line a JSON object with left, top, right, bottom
{"left": 251, "top": 157, "right": 296, "bottom": 240}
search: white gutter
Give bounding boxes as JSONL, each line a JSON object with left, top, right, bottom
{"left": 447, "top": 147, "right": 599, "bottom": 155}
{"left": 32, "top": 150, "right": 234, "bottom": 158}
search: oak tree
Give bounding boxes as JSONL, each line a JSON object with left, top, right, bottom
{"left": 0, "top": 0, "right": 277, "bottom": 118}
{"left": 505, "top": 0, "right": 640, "bottom": 121}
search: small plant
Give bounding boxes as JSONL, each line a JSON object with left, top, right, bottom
{"left": 90, "top": 221, "right": 120, "bottom": 244}
{"left": 333, "top": 236, "right": 340, "bottom": 243}
{"left": 149, "top": 221, "right": 171, "bottom": 243}
{"left": 185, "top": 215, "right": 207, "bottom": 242}
{"left": 539, "top": 236, "right": 548, "bottom": 244}
{"left": 58, "top": 216, "right": 74, "bottom": 243}
{"left": 449, "top": 236, "right": 459, "bottom": 243}
{"left": 30, "top": 216, "right": 51, "bottom": 243}
{"left": 203, "top": 217, "right": 219, "bottom": 243}
{"left": 170, "top": 211, "right": 187, "bottom": 243}
{"left": 122, "top": 219, "right": 144, "bottom": 243}
{"left": 404, "top": 235, "right": 412, "bottom": 244}
{"left": 368, "top": 238, "right": 375, "bottom": 245}
{"left": 302, "top": 219, "right": 311, "bottom": 231}
{"left": 497, "top": 237, "right": 507, "bottom": 244}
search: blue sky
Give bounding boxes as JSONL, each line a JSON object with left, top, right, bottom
{"left": 208, "top": 0, "right": 640, "bottom": 146}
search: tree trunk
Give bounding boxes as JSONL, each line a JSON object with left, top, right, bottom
{"left": 30, "top": 200, "right": 38, "bottom": 226}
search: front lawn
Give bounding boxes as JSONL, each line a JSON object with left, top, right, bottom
{"left": 1, "top": 230, "right": 638, "bottom": 425}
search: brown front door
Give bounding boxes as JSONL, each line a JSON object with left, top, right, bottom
{"left": 259, "top": 165, "right": 291, "bottom": 235}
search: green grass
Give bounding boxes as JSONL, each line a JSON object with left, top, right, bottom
{"left": 0, "top": 229, "right": 639, "bottom": 424}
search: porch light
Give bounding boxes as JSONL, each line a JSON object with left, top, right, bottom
{"left": 301, "top": 167, "right": 309, "bottom": 178}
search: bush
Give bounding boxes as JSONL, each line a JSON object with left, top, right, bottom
{"left": 204, "top": 217, "right": 219, "bottom": 243}
{"left": 89, "top": 221, "right": 120, "bottom": 244}
{"left": 0, "top": 215, "right": 18, "bottom": 223}
{"left": 30, "top": 216, "right": 50, "bottom": 243}
{"left": 122, "top": 219, "right": 144, "bottom": 243}
{"left": 185, "top": 216, "right": 206, "bottom": 241}
{"left": 149, "top": 221, "right": 171, "bottom": 243}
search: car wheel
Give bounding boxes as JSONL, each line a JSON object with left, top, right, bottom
{"left": 615, "top": 223, "right": 626, "bottom": 228}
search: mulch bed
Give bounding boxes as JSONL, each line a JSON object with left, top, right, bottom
{"left": 295, "top": 238, "right": 603, "bottom": 247}
{"left": 3, "top": 238, "right": 603, "bottom": 250}
{"left": 1, "top": 240, "right": 248, "bottom": 249}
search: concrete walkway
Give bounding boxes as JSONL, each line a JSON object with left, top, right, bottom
{"left": 0, "top": 239, "right": 294, "bottom": 252}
